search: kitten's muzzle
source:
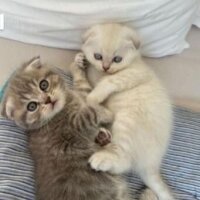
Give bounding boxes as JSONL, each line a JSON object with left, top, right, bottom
{"left": 103, "top": 65, "right": 110, "bottom": 72}
{"left": 45, "top": 96, "right": 52, "bottom": 104}
{"left": 44, "top": 96, "right": 57, "bottom": 107}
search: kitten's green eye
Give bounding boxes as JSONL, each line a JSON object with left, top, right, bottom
{"left": 39, "top": 80, "right": 49, "bottom": 91}
{"left": 94, "top": 53, "right": 102, "bottom": 60}
{"left": 27, "top": 102, "right": 37, "bottom": 112}
{"left": 113, "top": 56, "right": 122, "bottom": 63}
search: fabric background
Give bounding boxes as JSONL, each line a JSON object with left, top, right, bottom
{"left": 0, "top": 0, "right": 199, "bottom": 57}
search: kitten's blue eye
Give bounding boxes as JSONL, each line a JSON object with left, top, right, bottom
{"left": 113, "top": 56, "right": 122, "bottom": 63}
{"left": 94, "top": 53, "right": 102, "bottom": 60}
{"left": 39, "top": 79, "right": 49, "bottom": 91}
{"left": 27, "top": 102, "right": 37, "bottom": 112}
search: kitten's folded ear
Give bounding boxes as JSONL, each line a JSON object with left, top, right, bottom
{"left": 0, "top": 97, "right": 15, "bottom": 120}
{"left": 25, "top": 56, "right": 41, "bottom": 72}
{"left": 82, "top": 26, "right": 96, "bottom": 44}
{"left": 125, "top": 27, "right": 141, "bottom": 49}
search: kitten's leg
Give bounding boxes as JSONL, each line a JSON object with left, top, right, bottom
{"left": 86, "top": 66, "right": 150, "bottom": 105}
{"left": 138, "top": 169, "right": 174, "bottom": 200}
{"left": 116, "top": 180, "right": 132, "bottom": 200}
{"left": 89, "top": 141, "right": 131, "bottom": 174}
{"left": 94, "top": 104, "right": 113, "bottom": 126}
{"left": 139, "top": 189, "right": 158, "bottom": 200}
{"left": 89, "top": 119, "right": 132, "bottom": 173}
{"left": 70, "top": 52, "right": 92, "bottom": 98}
{"left": 70, "top": 52, "right": 113, "bottom": 124}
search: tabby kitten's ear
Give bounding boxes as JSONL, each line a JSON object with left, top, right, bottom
{"left": 1, "top": 97, "right": 15, "bottom": 119}
{"left": 25, "top": 56, "right": 41, "bottom": 72}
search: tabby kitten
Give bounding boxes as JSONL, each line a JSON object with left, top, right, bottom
{"left": 0, "top": 56, "right": 131, "bottom": 200}
{"left": 82, "top": 23, "right": 174, "bottom": 200}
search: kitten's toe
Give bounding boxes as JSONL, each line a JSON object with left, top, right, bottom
{"left": 75, "top": 52, "right": 88, "bottom": 69}
{"left": 89, "top": 151, "right": 116, "bottom": 172}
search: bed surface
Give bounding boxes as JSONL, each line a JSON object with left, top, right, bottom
{"left": 0, "top": 104, "right": 200, "bottom": 199}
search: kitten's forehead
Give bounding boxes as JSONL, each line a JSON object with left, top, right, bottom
{"left": 9, "top": 65, "right": 58, "bottom": 99}
{"left": 84, "top": 23, "right": 139, "bottom": 54}
{"left": 23, "top": 64, "right": 54, "bottom": 79}
{"left": 94, "top": 26, "right": 128, "bottom": 54}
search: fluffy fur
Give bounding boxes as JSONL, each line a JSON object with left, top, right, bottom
{"left": 0, "top": 56, "right": 131, "bottom": 200}
{"left": 82, "top": 23, "right": 174, "bottom": 200}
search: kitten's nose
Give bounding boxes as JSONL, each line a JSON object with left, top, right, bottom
{"left": 45, "top": 96, "right": 52, "bottom": 104}
{"left": 103, "top": 65, "right": 110, "bottom": 72}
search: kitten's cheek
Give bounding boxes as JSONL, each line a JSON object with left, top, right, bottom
{"left": 94, "top": 64, "right": 104, "bottom": 72}
{"left": 52, "top": 99, "right": 65, "bottom": 114}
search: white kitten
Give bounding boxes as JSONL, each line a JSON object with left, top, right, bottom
{"left": 82, "top": 23, "right": 174, "bottom": 200}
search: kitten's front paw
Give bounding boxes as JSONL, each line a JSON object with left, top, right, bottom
{"left": 89, "top": 151, "right": 116, "bottom": 172}
{"left": 95, "top": 128, "right": 112, "bottom": 146}
{"left": 74, "top": 52, "right": 88, "bottom": 69}
{"left": 87, "top": 94, "right": 99, "bottom": 105}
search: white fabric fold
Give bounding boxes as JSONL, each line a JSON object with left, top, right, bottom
{"left": 0, "top": 0, "right": 199, "bottom": 57}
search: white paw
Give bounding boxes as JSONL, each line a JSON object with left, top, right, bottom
{"left": 87, "top": 94, "right": 99, "bottom": 105}
{"left": 89, "top": 151, "right": 116, "bottom": 172}
{"left": 74, "top": 52, "right": 88, "bottom": 69}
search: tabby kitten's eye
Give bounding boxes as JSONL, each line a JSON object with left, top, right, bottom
{"left": 113, "top": 56, "right": 122, "bottom": 63}
{"left": 94, "top": 53, "right": 103, "bottom": 60}
{"left": 39, "top": 80, "right": 49, "bottom": 91}
{"left": 27, "top": 102, "right": 37, "bottom": 112}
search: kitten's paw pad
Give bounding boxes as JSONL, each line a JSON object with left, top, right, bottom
{"left": 75, "top": 52, "right": 88, "bottom": 69}
{"left": 95, "top": 128, "right": 111, "bottom": 146}
{"left": 89, "top": 151, "right": 116, "bottom": 172}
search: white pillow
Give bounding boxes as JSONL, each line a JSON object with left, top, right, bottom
{"left": 0, "top": 0, "right": 199, "bottom": 57}
{"left": 193, "top": 0, "right": 200, "bottom": 27}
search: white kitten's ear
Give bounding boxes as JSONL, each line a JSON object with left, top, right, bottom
{"left": 126, "top": 27, "right": 141, "bottom": 49}
{"left": 25, "top": 56, "right": 41, "bottom": 71}
{"left": 1, "top": 97, "right": 15, "bottom": 119}
{"left": 82, "top": 26, "right": 96, "bottom": 43}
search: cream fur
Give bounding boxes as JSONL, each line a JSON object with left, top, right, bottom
{"left": 82, "top": 24, "right": 174, "bottom": 200}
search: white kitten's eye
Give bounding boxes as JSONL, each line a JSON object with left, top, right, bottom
{"left": 27, "top": 102, "right": 38, "bottom": 112}
{"left": 94, "top": 53, "right": 103, "bottom": 60}
{"left": 113, "top": 56, "right": 122, "bottom": 63}
{"left": 39, "top": 79, "right": 49, "bottom": 91}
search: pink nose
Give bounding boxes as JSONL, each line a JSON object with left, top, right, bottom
{"left": 103, "top": 65, "right": 110, "bottom": 71}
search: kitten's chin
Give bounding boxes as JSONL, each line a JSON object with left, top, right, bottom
{"left": 101, "top": 67, "right": 123, "bottom": 75}
{"left": 92, "top": 63, "right": 128, "bottom": 74}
